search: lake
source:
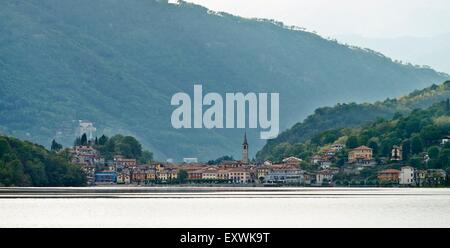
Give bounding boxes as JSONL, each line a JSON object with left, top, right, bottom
{"left": 0, "top": 187, "right": 449, "bottom": 227}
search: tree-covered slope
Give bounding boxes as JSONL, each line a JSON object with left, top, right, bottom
{"left": 257, "top": 81, "right": 450, "bottom": 161}
{"left": 0, "top": 0, "right": 448, "bottom": 160}
{"left": 0, "top": 135, "right": 86, "bottom": 186}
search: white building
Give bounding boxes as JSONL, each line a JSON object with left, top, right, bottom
{"left": 183, "top": 158, "right": 198, "bottom": 164}
{"left": 441, "top": 135, "right": 450, "bottom": 146}
{"left": 316, "top": 170, "right": 334, "bottom": 185}
{"left": 399, "top": 166, "right": 415, "bottom": 185}
{"left": 264, "top": 169, "right": 304, "bottom": 185}
{"left": 78, "top": 121, "right": 96, "bottom": 140}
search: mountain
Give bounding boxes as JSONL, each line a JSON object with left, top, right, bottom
{"left": 335, "top": 33, "right": 450, "bottom": 74}
{"left": 0, "top": 0, "right": 448, "bottom": 160}
{"left": 0, "top": 135, "right": 86, "bottom": 186}
{"left": 295, "top": 100, "right": 450, "bottom": 170}
{"left": 256, "top": 81, "right": 450, "bottom": 162}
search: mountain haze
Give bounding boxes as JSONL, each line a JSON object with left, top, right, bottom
{"left": 0, "top": 0, "right": 448, "bottom": 160}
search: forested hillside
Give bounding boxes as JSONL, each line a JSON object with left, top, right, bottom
{"left": 1, "top": 0, "right": 448, "bottom": 160}
{"left": 257, "top": 81, "right": 450, "bottom": 161}
{"left": 0, "top": 135, "right": 86, "bottom": 186}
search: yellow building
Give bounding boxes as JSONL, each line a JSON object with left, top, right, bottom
{"left": 348, "top": 146, "right": 373, "bottom": 163}
{"left": 145, "top": 169, "right": 156, "bottom": 181}
{"left": 202, "top": 169, "right": 218, "bottom": 180}
{"left": 228, "top": 168, "right": 251, "bottom": 184}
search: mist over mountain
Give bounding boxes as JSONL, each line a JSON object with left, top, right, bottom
{"left": 0, "top": 0, "right": 448, "bottom": 160}
{"left": 336, "top": 33, "right": 450, "bottom": 74}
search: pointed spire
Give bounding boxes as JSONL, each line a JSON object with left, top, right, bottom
{"left": 243, "top": 131, "right": 248, "bottom": 145}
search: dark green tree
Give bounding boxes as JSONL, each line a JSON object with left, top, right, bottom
{"left": 98, "top": 135, "right": 108, "bottom": 145}
{"left": 402, "top": 139, "right": 411, "bottom": 161}
{"left": 367, "top": 140, "right": 378, "bottom": 155}
{"left": 428, "top": 146, "right": 440, "bottom": 160}
{"left": 139, "top": 150, "right": 154, "bottom": 164}
{"left": 80, "top": 133, "right": 88, "bottom": 146}
{"left": 346, "top": 136, "right": 359, "bottom": 149}
{"left": 178, "top": 169, "right": 189, "bottom": 184}
{"left": 51, "top": 139, "right": 63, "bottom": 152}
{"left": 439, "top": 149, "right": 450, "bottom": 168}
{"left": 411, "top": 136, "right": 423, "bottom": 155}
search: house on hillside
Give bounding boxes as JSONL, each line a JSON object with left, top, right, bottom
{"left": 282, "top": 156, "right": 303, "bottom": 166}
{"left": 391, "top": 145, "right": 403, "bottom": 161}
{"left": 348, "top": 146, "right": 373, "bottom": 163}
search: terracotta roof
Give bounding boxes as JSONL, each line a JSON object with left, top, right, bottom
{"left": 353, "top": 146, "right": 372, "bottom": 150}
{"left": 379, "top": 169, "right": 400, "bottom": 174}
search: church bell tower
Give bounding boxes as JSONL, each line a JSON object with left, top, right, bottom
{"left": 242, "top": 132, "right": 249, "bottom": 164}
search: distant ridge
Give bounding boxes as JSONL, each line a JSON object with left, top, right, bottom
{"left": 0, "top": 0, "right": 448, "bottom": 160}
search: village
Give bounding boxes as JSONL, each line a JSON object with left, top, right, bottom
{"left": 67, "top": 129, "right": 449, "bottom": 187}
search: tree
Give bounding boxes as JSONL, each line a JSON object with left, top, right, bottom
{"left": 408, "top": 156, "right": 423, "bottom": 168}
{"left": 428, "top": 146, "right": 440, "bottom": 160}
{"left": 402, "top": 139, "right": 411, "bottom": 161}
{"left": 0, "top": 135, "right": 86, "bottom": 187}
{"left": 411, "top": 136, "right": 423, "bottom": 155}
{"left": 178, "top": 170, "right": 189, "bottom": 184}
{"left": 0, "top": 137, "right": 12, "bottom": 158}
{"left": 98, "top": 135, "right": 108, "bottom": 146}
{"left": 446, "top": 98, "right": 450, "bottom": 112}
{"left": 439, "top": 149, "right": 450, "bottom": 168}
{"left": 51, "top": 139, "right": 63, "bottom": 152}
{"left": 367, "top": 140, "right": 378, "bottom": 155}
{"left": 7, "top": 160, "right": 28, "bottom": 186}
{"left": 208, "top": 155, "right": 234, "bottom": 165}
{"left": 346, "top": 136, "right": 359, "bottom": 149}
{"left": 139, "top": 150, "right": 153, "bottom": 164}
{"left": 80, "top": 133, "right": 88, "bottom": 146}
{"left": 420, "top": 125, "right": 441, "bottom": 145}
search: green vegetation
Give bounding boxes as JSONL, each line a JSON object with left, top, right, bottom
{"left": 259, "top": 99, "right": 450, "bottom": 172}
{"left": 0, "top": 0, "right": 447, "bottom": 160}
{"left": 207, "top": 155, "right": 234, "bottom": 165}
{"left": 0, "top": 135, "right": 86, "bottom": 186}
{"left": 89, "top": 134, "right": 153, "bottom": 163}
{"left": 177, "top": 170, "right": 189, "bottom": 184}
{"left": 257, "top": 81, "right": 450, "bottom": 161}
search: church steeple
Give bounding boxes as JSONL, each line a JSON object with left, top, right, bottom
{"left": 242, "top": 131, "right": 249, "bottom": 164}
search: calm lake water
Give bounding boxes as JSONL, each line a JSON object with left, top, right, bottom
{"left": 0, "top": 187, "right": 449, "bottom": 227}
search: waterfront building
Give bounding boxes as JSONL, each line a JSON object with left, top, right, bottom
{"left": 95, "top": 171, "right": 117, "bottom": 184}
{"left": 377, "top": 169, "right": 400, "bottom": 183}
{"left": 117, "top": 170, "right": 131, "bottom": 184}
{"left": 264, "top": 168, "right": 304, "bottom": 185}
{"left": 202, "top": 170, "right": 218, "bottom": 180}
{"left": 399, "top": 166, "right": 415, "bottom": 185}
{"left": 228, "top": 168, "right": 251, "bottom": 184}
{"left": 315, "top": 170, "right": 334, "bottom": 186}
{"left": 217, "top": 170, "right": 230, "bottom": 181}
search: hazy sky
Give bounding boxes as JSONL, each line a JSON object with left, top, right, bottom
{"left": 183, "top": 0, "right": 450, "bottom": 73}
{"left": 185, "top": 0, "right": 450, "bottom": 38}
